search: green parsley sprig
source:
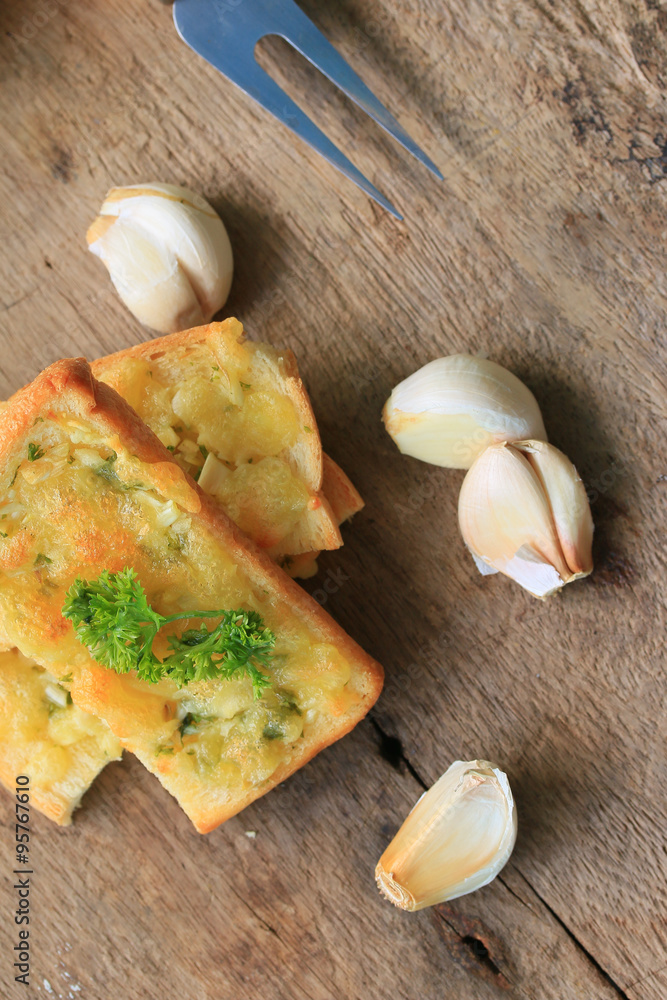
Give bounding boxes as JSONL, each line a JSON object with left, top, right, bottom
{"left": 62, "top": 567, "right": 274, "bottom": 697}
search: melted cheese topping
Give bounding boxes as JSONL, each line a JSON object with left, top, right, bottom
{"left": 95, "top": 330, "right": 312, "bottom": 550}
{"left": 0, "top": 423, "right": 358, "bottom": 811}
{"left": 0, "top": 648, "right": 121, "bottom": 824}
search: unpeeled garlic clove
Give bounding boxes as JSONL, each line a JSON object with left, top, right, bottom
{"left": 383, "top": 355, "right": 547, "bottom": 469}
{"left": 458, "top": 440, "right": 594, "bottom": 598}
{"left": 87, "top": 183, "right": 234, "bottom": 334}
{"left": 519, "top": 440, "right": 593, "bottom": 578}
{"left": 376, "top": 759, "right": 517, "bottom": 911}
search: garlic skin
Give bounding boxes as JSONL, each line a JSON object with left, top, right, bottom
{"left": 87, "top": 183, "right": 233, "bottom": 334}
{"left": 376, "top": 760, "right": 517, "bottom": 911}
{"left": 458, "top": 440, "right": 594, "bottom": 598}
{"left": 383, "top": 355, "right": 546, "bottom": 469}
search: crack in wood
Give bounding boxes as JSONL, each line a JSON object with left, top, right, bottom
{"left": 431, "top": 904, "right": 513, "bottom": 990}
{"left": 368, "top": 714, "right": 428, "bottom": 790}
{"left": 496, "top": 873, "right": 536, "bottom": 915}
{"left": 461, "top": 936, "right": 506, "bottom": 980}
{"left": 515, "top": 870, "right": 632, "bottom": 1000}
{"left": 364, "top": 716, "right": 638, "bottom": 1000}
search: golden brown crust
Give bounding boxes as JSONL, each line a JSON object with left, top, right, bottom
{"left": 268, "top": 494, "right": 343, "bottom": 557}
{"left": 90, "top": 321, "right": 357, "bottom": 553}
{"left": 91, "top": 319, "right": 325, "bottom": 491}
{"left": 0, "top": 359, "right": 383, "bottom": 833}
{"left": 322, "top": 453, "right": 365, "bottom": 525}
{"left": 0, "top": 764, "right": 70, "bottom": 825}
{"left": 278, "top": 456, "right": 365, "bottom": 579}
{"left": 3, "top": 358, "right": 172, "bottom": 482}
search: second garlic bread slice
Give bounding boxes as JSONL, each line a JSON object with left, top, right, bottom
{"left": 92, "top": 320, "right": 355, "bottom": 564}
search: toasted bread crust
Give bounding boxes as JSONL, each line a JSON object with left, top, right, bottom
{"left": 0, "top": 359, "right": 383, "bottom": 832}
{"left": 90, "top": 321, "right": 355, "bottom": 556}
{"left": 322, "top": 453, "right": 365, "bottom": 525}
{"left": 91, "top": 319, "right": 324, "bottom": 484}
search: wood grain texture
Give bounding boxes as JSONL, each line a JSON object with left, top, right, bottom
{"left": 0, "top": 0, "right": 665, "bottom": 998}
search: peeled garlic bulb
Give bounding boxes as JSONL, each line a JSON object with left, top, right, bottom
{"left": 458, "top": 440, "right": 594, "bottom": 598}
{"left": 87, "top": 183, "right": 233, "bottom": 334}
{"left": 376, "top": 760, "right": 517, "bottom": 911}
{"left": 383, "top": 355, "right": 547, "bottom": 469}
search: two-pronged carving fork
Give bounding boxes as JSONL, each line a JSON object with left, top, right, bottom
{"left": 172, "top": 0, "right": 442, "bottom": 219}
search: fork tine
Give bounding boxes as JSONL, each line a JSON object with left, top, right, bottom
{"left": 173, "top": 3, "right": 403, "bottom": 219}
{"left": 236, "top": 58, "right": 404, "bottom": 219}
{"left": 274, "top": 2, "right": 443, "bottom": 180}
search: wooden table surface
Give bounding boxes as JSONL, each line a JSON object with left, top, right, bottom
{"left": 1, "top": 1, "right": 665, "bottom": 998}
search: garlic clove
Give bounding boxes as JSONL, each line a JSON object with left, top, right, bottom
{"left": 458, "top": 441, "right": 594, "bottom": 598}
{"left": 87, "top": 183, "right": 233, "bottom": 334}
{"left": 515, "top": 440, "right": 593, "bottom": 579}
{"left": 383, "top": 355, "right": 546, "bottom": 469}
{"left": 471, "top": 551, "right": 499, "bottom": 576}
{"left": 88, "top": 218, "right": 205, "bottom": 333}
{"left": 102, "top": 182, "right": 215, "bottom": 215}
{"left": 100, "top": 184, "right": 233, "bottom": 318}
{"left": 376, "top": 760, "right": 517, "bottom": 911}
{"left": 458, "top": 442, "right": 571, "bottom": 596}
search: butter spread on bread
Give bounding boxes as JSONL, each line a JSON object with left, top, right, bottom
{"left": 0, "top": 648, "right": 121, "bottom": 825}
{"left": 91, "top": 319, "right": 363, "bottom": 570}
{"left": 0, "top": 359, "right": 383, "bottom": 832}
{"left": 0, "top": 324, "right": 364, "bottom": 825}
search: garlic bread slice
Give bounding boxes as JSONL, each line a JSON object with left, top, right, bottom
{"left": 0, "top": 329, "right": 365, "bottom": 825}
{"left": 92, "top": 319, "right": 345, "bottom": 558}
{"left": 0, "top": 359, "right": 383, "bottom": 832}
{"left": 0, "top": 648, "right": 122, "bottom": 825}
